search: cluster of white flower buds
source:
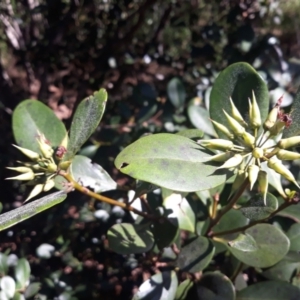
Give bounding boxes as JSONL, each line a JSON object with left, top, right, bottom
{"left": 6, "top": 131, "right": 69, "bottom": 202}
{"left": 198, "top": 92, "right": 300, "bottom": 204}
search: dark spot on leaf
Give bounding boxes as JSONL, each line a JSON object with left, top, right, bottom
{"left": 161, "top": 160, "right": 169, "bottom": 168}
{"left": 120, "top": 162, "right": 129, "bottom": 168}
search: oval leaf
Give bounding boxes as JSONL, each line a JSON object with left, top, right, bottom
{"left": 210, "top": 62, "right": 269, "bottom": 138}
{"left": 64, "top": 89, "right": 107, "bottom": 161}
{"left": 239, "top": 192, "right": 278, "bottom": 221}
{"left": 167, "top": 78, "right": 186, "bottom": 109}
{"left": 286, "top": 223, "right": 300, "bottom": 252}
{"left": 229, "top": 224, "right": 290, "bottom": 268}
{"left": 0, "top": 191, "right": 67, "bottom": 232}
{"left": 175, "top": 279, "right": 194, "bottom": 300}
{"left": 115, "top": 133, "right": 232, "bottom": 192}
{"left": 133, "top": 270, "right": 178, "bottom": 300}
{"left": 12, "top": 100, "right": 66, "bottom": 153}
{"left": 176, "top": 236, "right": 215, "bottom": 273}
{"left": 283, "top": 85, "right": 300, "bottom": 138}
{"left": 70, "top": 155, "right": 116, "bottom": 193}
{"left": 237, "top": 281, "right": 300, "bottom": 300}
{"left": 188, "top": 99, "right": 216, "bottom": 136}
{"left": 24, "top": 283, "right": 41, "bottom": 298}
{"left": 15, "top": 258, "right": 30, "bottom": 289}
{"left": 108, "top": 223, "right": 154, "bottom": 255}
{"left": 228, "top": 233, "right": 257, "bottom": 252}
{"left": 195, "top": 272, "right": 235, "bottom": 300}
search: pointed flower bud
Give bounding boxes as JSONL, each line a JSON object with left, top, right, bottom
{"left": 25, "top": 184, "right": 44, "bottom": 202}
{"left": 37, "top": 139, "right": 54, "bottom": 159}
{"left": 59, "top": 161, "right": 72, "bottom": 171}
{"left": 210, "top": 119, "right": 234, "bottom": 139}
{"left": 46, "top": 162, "right": 58, "bottom": 173}
{"left": 258, "top": 170, "right": 268, "bottom": 205}
{"left": 249, "top": 91, "right": 261, "bottom": 129}
{"left": 269, "top": 120, "right": 285, "bottom": 136}
{"left": 252, "top": 147, "right": 264, "bottom": 159}
{"left": 13, "top": 145, "right": 40, "bottom": 161}
{"left": 278, "top": 136, "right": 300, "bottom": 149}
{"left": 276, "top": 149, "right": 300, "bottom": 160}
{"left": 217, "top": 154, "right": 243, "bottom": 169}
{"left": 203, "top": 152, "right": 233, "bottom": 162}
{"left": 267, "top": 158, "right": 300, "bottom": 188}
{"left": 223, "top": 110, "right": 246, "bottom": 136}
{"left": 241, "top": 131, "right": 255, "bottom": 147}
{"left": 264, "top": 106, "right": 279, "bottom": 130}
{"left": 6, "top": 166, "right": 33, "bottom": 173}
{"left": 43, "top": 179, "right": 55, "bottom": 192}
{"left": 198, "top": 139, "right": 234, "bottom": 151}
{"left": 229, "top": 97, "right": 246, "bottom": 124}
{"left": 6, "top": 169, "right": 35, "bottom": 181}
{"left": 248, "top": 164, "right": 260, "bottom": 190}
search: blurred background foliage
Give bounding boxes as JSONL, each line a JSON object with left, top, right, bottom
{"left": 1, "top": 0, "right": 300, "bottom": 299}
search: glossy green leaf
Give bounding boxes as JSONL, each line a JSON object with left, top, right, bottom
{"left": 167, "top": 78, "right": 186, "bottom": 109}
{"left": 176, "top": 129, "right": 204, "bottom": 139}
{"left": 64, "top": 89, "right": 107, "bottom": 161}
{"left": 236, "top": 281, "right": 300, "bottom": 299}
{"left": 133, "top": 271, "right": 178, "bottom": 300}
{"left": 188, "top": 100, "right": 216, "bottom": 136}
{"left": 15, "top": 258, "right": 30, "bottom": 289}
{"left": 0, "top": 276, "right": 16, "bottom": 299}
{"left": 175, "top": 279, "right": 194, "bottom": 300}
{"left": 163, "top": 192, "right": 196, "bottom": 232}
{"left": 277, "top": 200, "right": 300, "bottom": 222}
{"left": 228, "top": 233, "right": 257, "bottom": 252}
{"left": 176, "top": 236, "right": 215, "bottom": 273}
{"left": 115, "top": 133, "right": 232, "bottom": 192}
{"left": 70, "top": 155, "right": 116, "bottom": 193}
{"left": 12, "top": 100, "right": 66, "bottom": 153}
{"left": 108, "top": 223, "right": 154, "bottom": 255}
{"left": 152, "top": 219, "right": 179, "bottom": 250}
{"left": 283, "top": 85, "right": 300, "bottom": 138}
{"left": 0, "top": 191, "right": 67, "bottom": 232}
{"left": 287, "top": 223, "right": 300, "bottom": 251}
{"left": 195, "top": 272, "right": 235, "bottom": 300}
{"left": 213, "top": 209, "right": 249, "bottom": 240}
{"left": 24, "top": 283, "right": 41, "bottom": 298}
{"left": 239, "top": 193, "right": 278, "bottom": 221}
{"left": 229, "top": 224, "right": 290, "bottom": 268}
{"left": 210, "top": 62, "right": 269, "bottom": 138}
{"left": 262, "top": 259, "right": 300, "bottom": 282}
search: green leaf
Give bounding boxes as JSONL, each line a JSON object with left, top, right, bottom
{"left": 152, "top": 219, "right": 178, "bottom": 250}
{"left": 277, "top": 200, "right": 300, "bottom": 222}
{"left": 283, "top": 85, "right": 300, "bottom": 138}
{"left": 175, "top": 279, "right": 194, "bottom": 300}
{"left": 228, "top": 233, "right": 258, "bottom": 252}
{"left": 0, "top": 276, "right": 16, "bottom": 299}
{"left": 133, "top": 270, "right": 178, "bottom": 300}
{"left": 195, "top": 272, "right": 235, "bottom": 300}
{"left": 176, "top": 236, "right": 215, "bottom": 273}
{"left": 213, "top": 209, "right": 249, "bottom": 240}
{"left": 70, "top": 155, "right": 116, "bottom": 193}
{"left": 0, "top": 191, "right": 67, "bottom": 232}
{"left": 0, "top": 253, "right": 8, "bottom": 275}
{"left": 15, "top": 258, "right": 30, "bottom": 289}
{"left": 12, "top": 100, "right": 66, "bottom": 153}
{"left": 12, "top": 292, "right": 25, "bottom": 300}
{"left": 228, "top": 224, "right": 290, "bottom": 268}
{"left": 24, "top": 283, "right": 40, "bottom": 298}
{"left": 286, "top": 223, "right": 300, "bottom": 251}
{"left": 163, "top": 192, "right": 196, "bottom": 232}
{"left": 176, "top": 129, "right": 204, "bottom": 139}
{"left": 262, "top": 259, "right": 300, "bottom": 282}
{"left": 236, "top": 281, "right": 300, "bottom": 299}
{"left": 210, "top": 62, "right": 269, "bottom": 138}
{"left": 115, "top": 133, "right": 232, "bottom": 192}
{"left": 64, "top": 89, "right": 107, "bottom": 161}
{"left": 239, "top": 193, "right": 278, "bottom": 221}
{"left": 108, "top": 223, "right": 154, "bottom": 255}
{"left": 188, "top": 99, "right": 216, "bottom": 136}
{"left": 167, "top": 78, "right": 186, "bottom": 109}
